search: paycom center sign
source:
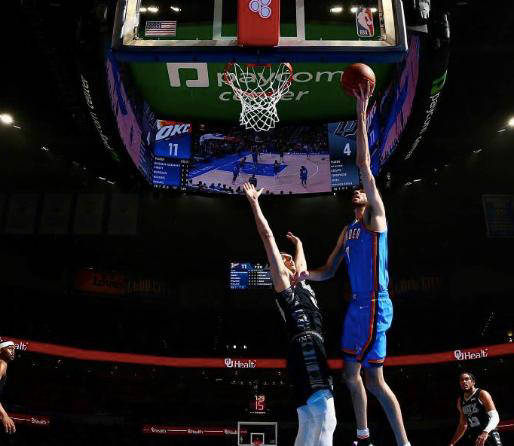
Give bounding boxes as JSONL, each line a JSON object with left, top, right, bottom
{"left": 128, "top": 62, "right": 393, "bottom": 122}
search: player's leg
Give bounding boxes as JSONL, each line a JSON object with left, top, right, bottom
{"left": 307, "top": 389, "right": 337, "bottom": 446}
{"left": 343, "top": 361, "right": 369, "bottom": 439}
{"left": 361, "top": 297, "right": 407, "bottom": 446}
{"left": 295, "top": 404, "right": 316, "bottom": 446}
{"left": 342, "top": 301, "right": 372, "bottom": 443}
{"left": 364, "top": 366, "right": 409, "bottom": 446}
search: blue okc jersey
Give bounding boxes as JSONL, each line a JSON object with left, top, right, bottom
{"left": 343, "top": 219, "right": 389, "bottom": 294}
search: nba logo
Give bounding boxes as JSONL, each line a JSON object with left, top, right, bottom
{"left": 356, "top": 7, "right": 374, "bottom": 38}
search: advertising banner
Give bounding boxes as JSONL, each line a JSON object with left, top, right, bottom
{"left": 3, "top": 336, "right": 513, "bottom": 369}
{"left": 74, "top": 269, "right": 126, "bottom": 295}
{"left": 106, "top": 52, "right": 143, "bottom": 169}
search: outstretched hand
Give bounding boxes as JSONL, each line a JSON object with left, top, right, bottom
{"left": 353, "top": 81, "right": 373, "bottom": 117}
{"left": 243, "top": 182, "right": 263, "bottom": 202}
{"left": 286, "top": 231, "right": 302, "bottom": 247}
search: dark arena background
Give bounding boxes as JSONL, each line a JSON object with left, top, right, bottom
{"left": 0, "top": 1, "right": 513, "bottom": 446}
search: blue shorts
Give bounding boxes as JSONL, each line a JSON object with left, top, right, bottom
{"left": 341, "top": 292, "right": 393, "bottom": 368}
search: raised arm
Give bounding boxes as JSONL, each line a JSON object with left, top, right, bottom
{"left": 354, "top": 83, "right": 387, "bottom": 232}
{"left": 286, "top": 232, "right": 307, "bottom": 273}
{"left": 449, "top": 398, "right": 467, "bottom": 446}
{"left": 294, "top": 226, "right": 348, "bottom": 283}
{"left": 243, "top": 183, "right": 290, "bottom": 293}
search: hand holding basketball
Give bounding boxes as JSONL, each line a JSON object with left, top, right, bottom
{"left": 340, "top": 63, "right": 375, "bottom": 98}
{"left": 355, "top": 81, "right": 373, "bottom": 117}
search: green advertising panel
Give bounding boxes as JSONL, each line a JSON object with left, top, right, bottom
{"left": 128, "top": 62, "right": 394, "bottom": 122}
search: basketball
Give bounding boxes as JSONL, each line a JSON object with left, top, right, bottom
{"left": 340, "top": 63, "right": 376, "bottom": 97}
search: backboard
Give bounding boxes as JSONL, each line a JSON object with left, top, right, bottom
{"left": 113, "top": 0, "right": 407, "bottom": 58}
{"left": 110, "top": 0, "right": 407, "bottom": 122}
{"left": 238, "top": 421, "right": 277, "bottom": 446}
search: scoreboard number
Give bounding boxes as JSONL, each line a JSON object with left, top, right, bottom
{"left": 168, "top": 143, "right": 179, "bottom": 157}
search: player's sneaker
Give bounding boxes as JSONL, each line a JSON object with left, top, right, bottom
{"left": 352, "top": 438, "right": 374, "bottom": 446}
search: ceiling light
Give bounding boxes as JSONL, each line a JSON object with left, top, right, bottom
{"left": 350, "top": 6, "right": 358, "bottom": 13}
{"left": 508, "top": 117, "right": 514, "bottom": 127}
{"left": 170, "top": 6, "right": 181, "bottom": 12}
{"left": 0, "top": 114, "right": 14, "bottom": 125}
{"left": 147, "top": 6, "right": 159, "bottom": 13}
{"left": 370, "top": 7, "right": 377, "bottom": 12}
{"left": 330, "top": 6, "right": 343, "bottom": 13}
{"left": 140, "top": 7, "right": 147, "bottom": 12}
{"left": 472, "top": 148, "right": 482, "bottom": 154}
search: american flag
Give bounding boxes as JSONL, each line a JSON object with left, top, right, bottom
{"left": 145, "top": 21, "right": 177, "bottom": 37}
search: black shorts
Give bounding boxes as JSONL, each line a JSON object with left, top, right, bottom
{"left": 287, "top": 332, "right": 333, "bottom": 408}
{"left": 461, "top": 430, "right": 502, "bottom": 446}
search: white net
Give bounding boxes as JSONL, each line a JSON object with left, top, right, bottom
{"left": 223, "top": 63, "right": 293, "bottom": 132}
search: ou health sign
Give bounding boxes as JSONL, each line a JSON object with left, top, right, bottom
{"left": 154, "top": 120, "right": 192, "bottom": 159}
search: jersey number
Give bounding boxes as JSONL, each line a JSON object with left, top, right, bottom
{"left": 168, "top": 143, "right": 179, "bottom": 157}
{"left": 468, "top": 416, "right": 480, "bottom": 428}
{"left": 343, "top": 143, "right": 351, "bottom": 156}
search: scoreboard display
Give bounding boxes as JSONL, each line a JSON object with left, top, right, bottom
{"left": 230, "top": 262, "right": 272, "bottom": 290}
{"left": 151, "top": 120, "right": 192, "bottom": 188}
{"left": 152, "top": 157, "right": 182, "bottom": 187}
{"left": 328, "top": 121, "right": 361, "bottom": 191}
{"left": 154, "top": 120, "right": 192, "bottom": 159}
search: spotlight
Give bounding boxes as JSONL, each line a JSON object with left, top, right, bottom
{"left": 0, "top": 114, "right": 14, "bottom": 125}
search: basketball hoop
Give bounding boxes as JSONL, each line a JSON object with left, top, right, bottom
{"left": 223, "top": 62, "right": 293, "bottom": 132}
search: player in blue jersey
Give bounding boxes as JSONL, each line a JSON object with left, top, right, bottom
{"left": 294, "top": 83, "right": 410, "bottom": 446}
{"left": 232, "top": 162, "right": 241, "bottom": 185}
{"left": 300, "top": 166, "right": 308, "bottom": 187}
